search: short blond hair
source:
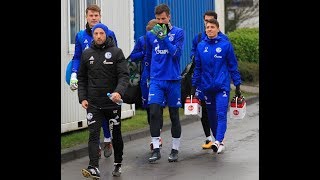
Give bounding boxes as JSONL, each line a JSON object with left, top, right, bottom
{"left": 86, "top": 4, "right": 101, "bottom": 15}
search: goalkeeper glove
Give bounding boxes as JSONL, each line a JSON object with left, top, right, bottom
{"left": 151, "top": 24, "right": 167, "bottom": 40}
{"left": 70, "top": 72, "right": 78, "bottom": 91}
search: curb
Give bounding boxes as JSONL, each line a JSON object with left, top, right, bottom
{"left": 61, "top": 95, "right": 259, "bottom": 164}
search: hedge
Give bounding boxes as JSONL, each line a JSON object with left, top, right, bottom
{"left": 227, "top": 28, "right": 259, "bottom": 63}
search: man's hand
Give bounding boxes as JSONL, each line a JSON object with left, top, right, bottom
{"left": 70, "top": 72, "right": 78, "bottom": 91}
{"left": 190, "top": 86, "right": 196, "bottom": 97}
{"left": 151, "top": 24, "right": 167, "bottom": 40}
{"left": 235, "top": 85, "right": 242, "bottom": 98}
{"left": 81, "top": 100, "right": 88, "bottom": 109}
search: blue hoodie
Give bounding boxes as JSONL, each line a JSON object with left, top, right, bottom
{"left": 192, "top": 35, "right": 241, "bottom": 93}
{"left": 71, "top": 26, "right": 117, "bottom": 73}
{"left": 129, "top": 35, "right": 149, "bottom": 83}
{"left": 190, "top": 31, "right": 229, "bottom": 60}
{"left": 145, "top": 26, "right": 184, "bottom": 80}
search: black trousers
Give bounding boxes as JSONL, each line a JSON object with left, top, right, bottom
{"left": 149, "top": 104, "right": 181, "bottom": 138}
{"left": 200, "top": 100, "right": 211, "bottom": 137}
{"left": 146, "top": 107, "right": 163, "bottom": 129}
{"left": 86, "top": 105, "right": 123, "bottom": 167}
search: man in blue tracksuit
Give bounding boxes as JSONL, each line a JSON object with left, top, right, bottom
{"left": 69, "top": 4, "right": 117, "bottom": 158}
{"left": 145, "top": 4, "right": 184, "bottom": 163}
{"left": 189, "top": 11, "right": 229, "bottom": 152}
{"left": 129, "top": 19, "right": 164, "bottom": 151}
{"left": 192, "top": 18, "right": 242, "bottom": 154}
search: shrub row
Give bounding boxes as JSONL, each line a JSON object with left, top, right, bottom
{"left": 238, "top": 60, "right": 259, "bottom": 84}
{"left": 228, "top": 28, "right": 259, "bottom": 63}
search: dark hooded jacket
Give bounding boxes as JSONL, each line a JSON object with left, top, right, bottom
{"left": 77, "top": 36, "right": 129, "bottom": 109}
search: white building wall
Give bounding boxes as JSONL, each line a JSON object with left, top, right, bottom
{"left": 215, "top": 0, "right": 226, "bottom": 34}
{"left": 100, "top": 0, "right": 135, "bottom": 57}
{"left": 61, "top": 0, "right": 227, "bottom": 133}
{"left": 61, "top": 0, "right": 135, "bottom": 133}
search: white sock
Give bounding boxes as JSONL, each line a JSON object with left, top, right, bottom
{"left": 207, "top": 136, "right": 213, "bottom": 142}
{"left": 172, "top": 138, "right": 181, "bottom": 150}
{"left": 152, "top": 137, "right": 161, "bottom": 149}
{"left": 104, "top": 137, "right": 111, "bottom": 142}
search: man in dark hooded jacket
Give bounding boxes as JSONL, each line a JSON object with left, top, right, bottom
{"left": 77, "top": 23, "right": 129, "bottom": 178}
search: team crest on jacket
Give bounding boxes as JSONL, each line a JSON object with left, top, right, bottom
{"left": 87, "top": 113, "right": 93, "bottom": 120}
{"left": 168, "top": 33, "right": 175, "bottom": 41}
{"left": 216, "top": 47, "right": 222, "bottom": 53}
{"left": 105, "top": 52, "right": 112, "bottom": 59}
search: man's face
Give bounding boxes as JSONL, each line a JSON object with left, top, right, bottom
{"left": 93, "top": 28, "right": 106, "bottom": 45}
{"left": 86, "top": 10, "right": 101, "bottom": 28}
{"left": 155, "top": 12, "right": 170, "bottom": 24}
{"left": 204, "top": 15, "right": 214, "bottom": 26}
{"left": 205, "top": 22, "right": 219, "bottom": 38}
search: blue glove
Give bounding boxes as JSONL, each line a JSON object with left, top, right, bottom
{"left": 151, "top": 24, "right": 167, "bottom": 40}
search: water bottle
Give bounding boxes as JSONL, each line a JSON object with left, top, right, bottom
{"left": 107, "top": 93, "right": 123, "bottom": 105}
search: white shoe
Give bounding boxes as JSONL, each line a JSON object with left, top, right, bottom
{"left": 212, "top": 141, "right": 220, "bottom": 153}
{"left": 217, "top": 142, "right": 225, "bottom": 154}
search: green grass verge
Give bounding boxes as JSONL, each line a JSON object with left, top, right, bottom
{"left": 61, "top": 90, "right": 257, "bottom": 150}
{"left": 61, "top": 107, "right": 183, "bottom": 150}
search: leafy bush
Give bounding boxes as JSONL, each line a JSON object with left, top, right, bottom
{"left": 238, "top": 61, "right": 259, "bottom": 84}
{"left": 227, "top": 28, "right": 259, "bottom": 63}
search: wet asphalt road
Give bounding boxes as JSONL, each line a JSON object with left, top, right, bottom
{"left": 61, "top": 101, "right": 259, "bottom": 180}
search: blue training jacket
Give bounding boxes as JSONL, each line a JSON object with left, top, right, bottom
{"left": 192, "top": 35, "right": 241, "bottom": 93}
{"left": 190, "top": 31, "right": 229, "bottom": 60}
{"left": 129, "top": 35, "right": 149, "bottom": 83}
{"left": 71, "top": 28, "right": 117, "bottom": 73}
{"left": 145, "top": 26, "right": 184, "bottom": 80}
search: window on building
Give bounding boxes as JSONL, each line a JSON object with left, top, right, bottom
{"left": 68, "top": 0, "right": 101, "bottom": 54}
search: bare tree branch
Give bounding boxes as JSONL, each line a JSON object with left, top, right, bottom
{"left": 225, "top": 0, "right": 259, "bottom": 32}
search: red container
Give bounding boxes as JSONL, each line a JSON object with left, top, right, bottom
{"left": 184, "top": 95, "right": 202, "bottom": 118}
{"left": 185, "top": 95, "right": 201, "bottom": 104}
{"left": 230, "top": 95, "right": 246, "bottom": 119}
{"left": 230, "top": 96, "right": 245, "bottom": 108}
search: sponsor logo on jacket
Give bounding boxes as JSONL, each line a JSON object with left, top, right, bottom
{"left": 154, "top": 44, "right": 168, "bottom": 54}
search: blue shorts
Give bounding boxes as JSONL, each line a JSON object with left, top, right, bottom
{"left": 148, "top": 79, "right": 181, "bottom": 108}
